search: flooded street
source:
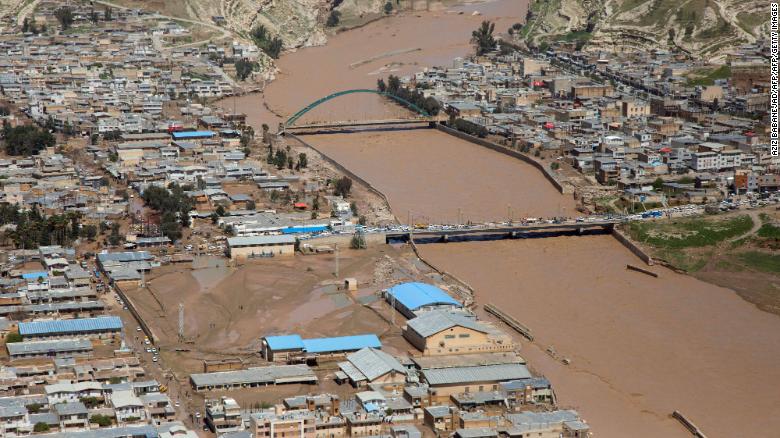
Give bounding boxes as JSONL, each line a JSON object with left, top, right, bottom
{"left": 216, "top": 1, "right": 780, "bottom": 436}
{"left": 308, "top": 130, "right": 575, "bottom": 222}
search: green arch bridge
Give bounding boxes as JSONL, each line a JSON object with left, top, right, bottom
{"left": 284, "top": 89, "right": 431, "bottom": 128}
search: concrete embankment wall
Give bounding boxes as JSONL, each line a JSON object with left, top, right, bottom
{"left": 306, "top": 233, "right": 386, "bottom": 247}
{"left": 435, "top": 124, "right": 571, "bottom": 195}
{"left": 288, "top": 133, "right": 399, "bottom": 223}
{"left": 113, "top": 283, "right": 159, "bottom": 344}
{"left": 611, "top": 228, "right": 654, "bottom": 266}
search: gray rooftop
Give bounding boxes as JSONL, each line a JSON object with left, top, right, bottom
{"left": 339, "top": 348, "right": 406, "bottom": 382}
{"left": 421, "top": 363, "right": 531, "bottom": 386}
{"left": 7, "top": 338, "right": 92, "bottom": 356}
{"left": 190, "top": 364, "right": 316, "bottom": 388}
{"left": 406, "top": 310, "right": 487, "bottom": 338}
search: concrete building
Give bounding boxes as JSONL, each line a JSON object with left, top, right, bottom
{"left": 504, "top": 410, "right": 590, "bottom": 437}
{"left": 7, "top": 338, "right": 93, "bottom": 360}
{"left": 249, "top": 410, "right": 316, "bottom": 438}
{"left": 403, "top": 311, "right": 514, "bottom": 356}
{"left": 227, "top": 235, "right": 296, "bottom": 260}
{"left": 205, "top": 397, "right": 244, "bottom": 434}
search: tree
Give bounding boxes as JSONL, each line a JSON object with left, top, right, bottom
{"left": 27, "top": 403, "right": 42, "bottom": 414}
{"left": 471, "top": 21, "right": 496, "bottom": 55}
{"left": 80, "top": 224, "right": 98, "bottom": 240}
{"left": 104, "top": 7, "right": 112, "bottom": 21}
{"left": 334, "top": 176, "right": 353, "bottom": 197}
{"left": 350, "top": 201, "right": 358, "bottom": 216}
{"left": 297, "top": 153, "right": 308, "bottom": 169}
{"left": 235, "top": 59, "right": 257, "bottom": 81}
{"left": 215, "top": 205, "right": 226, "bottom": 217}
{"left": 90, "top": 414, "right": 112, "bottom": 427}
{"left": 377, "top": 78, "right": 386, "bottom": 92}
{"left": 326, "top": 10, "right": 341, "bottom": 27}
{"left": 108, "top": 222, "right": 122, "bottom": 246}
{"left": 34, "top": 423, "right": 50, "bottom": 433}
{"left": 652, "top": 177, "right": 664, "bottom": 191}
{"left": 55, "top": 7, "right": 74, "bottom": 30}
{"left": 22, "top": 18, "right": 29, "bottom": 33}
{"left": 90, "top": 10, "right": 100, "bottom": 24}
{"left": 384, "top": 2, "right": 393, "bottom": 14}
{"left": 250, "top": 26, "right": 283, "bottom": 59}
{"left": 350, "top": 231, "right": 367, "bottom": 249}
{"left": 247, "top": 199, "right": 256, "bottom": 210}
{"left": 3, "top": 125, "right": 55, "bottom": 156}
{"left": 160, "top": 212, "right": 182, "bottom": 241}
{"left": 5, "top": 332, "right": 22, "bottom": 343}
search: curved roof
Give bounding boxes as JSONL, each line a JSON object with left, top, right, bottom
{"left": 387, "top": 282, "right": 462, "bottom": 311}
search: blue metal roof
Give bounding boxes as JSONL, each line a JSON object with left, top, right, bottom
{"left": 171, "top": 131, "right": 215, "bottom": 139}
{"left": 387, "top": 282, "right": 462, "bottom": 311}
{"left": 302, "top": 334, "right": 381, "bottom": 354}
{"left": 19, "top": 316, "right": 123, "bottom": 336}
{"left": 22, "top": 272, "right": 49, "bottom": 280}
{"left": 265, "top": 335, "right": 305, "bottom": 350}
{"left": 282, "top": 226, "right": 329, "bottom": 234}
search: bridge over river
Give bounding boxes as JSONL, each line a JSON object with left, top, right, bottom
{"left": 383, "top": 220, "right": 620, "bottom": 244}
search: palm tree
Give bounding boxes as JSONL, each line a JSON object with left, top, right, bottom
{"left": 471, "top": 21, "right": 496, "bottom": 55}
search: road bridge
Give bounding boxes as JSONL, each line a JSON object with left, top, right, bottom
{"left": 285, "top": 119, "right": 436, "bottom": 134}
{"left": 384, "top": 221, "right": 619, "bottom": 244}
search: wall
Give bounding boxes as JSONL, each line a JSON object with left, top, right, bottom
{"left": 229, "top": 243, "right": 295, "bottom": 260}
{"left": 435, "top": 124, "right": 571, "bottom": 195}
{"left": 611, "top": 228, "right": 654, "bottom": 266}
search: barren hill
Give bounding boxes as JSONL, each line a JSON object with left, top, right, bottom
{"left": 521, "top": 0, "right": 768, "bottom": 59}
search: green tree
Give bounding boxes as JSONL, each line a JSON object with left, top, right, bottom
{"left": 90, "top": 414, "right": 112, "bottom": 427}
{"left": 350, "top": 231, "right": 367, "bottom": 249}
{"left": 104, "top": 7, "right": 112, "bottom": 21}
{"left": 384, "top": 2, "right": 393, "bottom": 14}
{"left": 471, "top": 21, "right": 496, "bottom": 55}
{"left": 5, "top": 332, "right": 22, "bottom": 343}
{"left": 90, "top": 10, "right": 100, "bottom": 24}
{"left": 297, "top": 153, "right": 308, "bottom": 169}
{"left": 3, "top": 125, "right": 55, "bottom": 156}
{"left": 108, "top": 222, "right": 122, "bottom": 246}
{"left": 34, "top": 423, "right": 50, "bottom": 433}
{"left": 653, "top": 177, "right": 665, "bottom": 191}
{"left": 27, "top": 403, "right": 42, "bottom": 414}
{"left": 234, "top": 59, "right": 257, "bottom": 81}
{"left": 334, "top": 176, "right": 353, "bottom": 197}
{"left": 377, "top": 78, "right": 387, "bottom": 92}
{"left": 250, "top": 26, "right": 283, "bottom": 59}
{"left": 22, "top": 18, "right": 29, "bottom": 33}
{"left": 215, "top": 205, "right": 226, "bottom": 217}
{"left": 55, "top": 7, "right": 74, "bottom": 30}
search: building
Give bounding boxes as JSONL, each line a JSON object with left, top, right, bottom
{"left": 421, "top": 363, "right": 532, "bottom": 401}
{"left": 385, "top": 282, "right": 462, "bottom": 319}
{"left": 18, "top": 316, "right": 123, "bottom": 340}
{"left": 336, "top": 348, "right": 407, "bottom": 387}
{"left": 111, "top": 390, "right": 147, "bottom": 423}
{"left": 7, "top": 338, "right": 93, "bottom": 360}
{"left": 504, "top": 410, "right": 590, "bottom": 438}
{"left": 403, "top": 311, "right": 514, "bottom": 356}
{"left": 205, "top": 397, "right": 244, "bottom": 434}
{"left": 261, "top": 334, "right": 382, "bottom": 363}
{"left": 227, "top": 235, "right": 296, "bottom": 260}
{"left": 190, "top": 365, "right": 317, "bottom": 391}
{"left": 249, "top": 411, "right": 317, "bottom": 438}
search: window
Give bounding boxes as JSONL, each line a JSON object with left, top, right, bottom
{"left": 458, "top": 334, "right": 470, "bottom": 338}
{"left": 444, "top": 335, "right": 455, "bottom": 339}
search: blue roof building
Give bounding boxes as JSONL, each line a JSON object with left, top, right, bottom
{"left": 19, "top": 316, "right": 123, "bottom": 339}
{"left": 171, "top": 131, "right": 215, "bottom": 140}
{"left": 22, "top": 272, "right": 49, "bottom": 280}
{"left": 261, "top": 334, "right": 381, "bottom": 362}
{"left": 386, "top": 282, "right": 462, "bottom": 319}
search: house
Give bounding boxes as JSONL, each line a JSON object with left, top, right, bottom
{"left": 504, "top": 410, "right": 590, "bottom": 438}
{"left": 111, "top": 390, "right": 147, "bottom": 423}
{"left": 18, "top": 316, "right": 123, "bottom": 341}
{"left": 205, "top": 397, "right": 244, "bottom": 434}
{"left": 336, "top": 347, "right": 407, "bottom": 388}
{"left": 54, "top": 401, "right": 89, "bottom": 431}
{"left": 261, "top": 334, "right": 382, "bottom": 363}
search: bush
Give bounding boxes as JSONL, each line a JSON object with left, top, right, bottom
{"left": 5, "top": 332, "right": 22, "bottom": 343}
{"left": 90, "top": 414, "right": 113, "bottom": 427}
{"left": 326, "top": 10, "right": 341, "bottom": 27}
{"left": 34, "top": 423, "right": 50, "bottom": 433}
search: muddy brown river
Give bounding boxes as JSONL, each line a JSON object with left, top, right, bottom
{"left": 218, "top": 1, "right": 780, "bottom": 436}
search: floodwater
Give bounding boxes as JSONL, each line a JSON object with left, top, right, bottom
{"left": 217, "top": 0, "right": 529, "bottom": 127}
{"left": 418, "top": 237, "right": 780, "bottom": 437}
{"left": 216, "top": 0, "right": 780, "bottom": 436}
{"left": 308, "top": 130, "right": 575, "bottom": 222}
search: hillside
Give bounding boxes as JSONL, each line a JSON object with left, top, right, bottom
{"left": 521, "top": 0, "right": 768, "bottom": 59}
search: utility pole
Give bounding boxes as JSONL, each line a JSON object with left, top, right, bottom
{"left": 334, "top": 244, "right": 339, "bottom": 278}
{"left": 507, "top": 204, "right": 512, "bottom": 224}
{"left": 178, "top": 303, "right": 184, "bottom": 342}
